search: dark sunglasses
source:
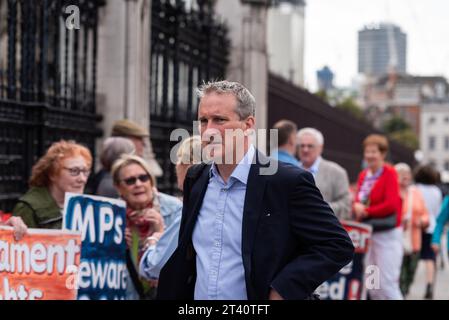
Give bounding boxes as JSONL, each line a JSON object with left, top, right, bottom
{"left": 121, "top": 174, "right": 151, "bottom": 186}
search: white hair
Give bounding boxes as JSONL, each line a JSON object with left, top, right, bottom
{"left": 395, "top": 162, "right": 411, "bottom": 173}
{"left": 297, "top": 128, "right": 324, "bottom": 146}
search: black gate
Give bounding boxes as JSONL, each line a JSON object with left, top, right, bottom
{"left": 150, "top": 0, "right": 229, "bottom": 194}
{"left": 0, "top": 0, "right": 103, "bottom": 211}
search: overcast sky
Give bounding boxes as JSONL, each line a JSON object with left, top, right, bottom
{"left": 304, "top": 0, "right": 449, "bottom": 91}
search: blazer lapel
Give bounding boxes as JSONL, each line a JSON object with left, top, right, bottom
{"left": 242, "top": 151, "right": 267, "bottom": 297}
{"left": 179, "top": 164, "right": 211, "bottom": 244}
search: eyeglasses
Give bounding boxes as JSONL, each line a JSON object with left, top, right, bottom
{"left": 121, "top": 174, "right": 151, "bottom": 186}
{"left": 63, "top": 167, "right": 91, "bottom": 177}
{"left": 299, "top": 144, "right": 316, "bottom": 150}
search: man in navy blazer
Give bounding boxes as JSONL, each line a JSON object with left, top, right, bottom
{"left": 157, "top": 81, "right": 354, "bottom": 300}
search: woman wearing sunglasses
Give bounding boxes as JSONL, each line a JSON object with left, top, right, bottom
{"left": 12, "top": 140, "right": 92, "bottom": 229}
{"left": 111, "top": 154, "right": 182, "bottom": 299}
{"left": 139, "top": 136, "right": 201, "bottom": 283}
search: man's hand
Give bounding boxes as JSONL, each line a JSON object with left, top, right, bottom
{"left": 269, "top": 288, "right": 284, "bottom": 300}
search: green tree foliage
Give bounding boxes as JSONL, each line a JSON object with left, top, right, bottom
{"left": 336, "top": 97, "right": 364, "bottom": 120}
{"left": 315, "top": 90, "right": 329, "bottom": 103}
{"left": 383, "top": 116, "right": 419, "bottom": 151}
{"left": 390, "top": 129, "right": 419, "bottom": 151}
{"left": 382, "top": 116, "right": 411, "bottom": 133}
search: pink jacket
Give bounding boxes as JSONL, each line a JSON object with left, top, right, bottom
{"left": 401, "top": 186, "right": 430, "bottom": 253}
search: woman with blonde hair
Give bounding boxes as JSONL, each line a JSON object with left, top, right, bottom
{"left": 139, "top": 136, "right": 202, "bottom": 282}
{"left": 111, "top": 154, "right": 182, "bottom": 299}
{"left": 395, "top": 163, "right": 429, "bottom": 297}
{"left": 13, "top": 140, "right": 92, "bottom": 229}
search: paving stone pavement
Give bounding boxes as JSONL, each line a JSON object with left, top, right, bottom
{"left": 407, "top": 234, "right": 449, "bottom": 300}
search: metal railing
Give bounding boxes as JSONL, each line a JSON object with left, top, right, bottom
{"left": 150, "top": 0, "right": 229, "bottom": 195}
{"left": 0, "top": 0, "right": 103, "bottom": 211}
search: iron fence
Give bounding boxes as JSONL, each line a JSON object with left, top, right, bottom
{"left": 150, "top": 0, "right": 229, "bottom": 194}
{"left": 0, "top": 0, "right": 103, "bottom": 211}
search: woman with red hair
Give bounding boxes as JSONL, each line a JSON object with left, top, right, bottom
{"left": 353, "top": 134, "right": 403, "bottom": 300}
{"left": 13, "top": 140, "right": 92, "bottom": 229}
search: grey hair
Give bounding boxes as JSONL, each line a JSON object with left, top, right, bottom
{"left": 197, "top": 80, "right": 256, "bottom": 119}
{"left": 297, "top": 127, "right": 324, "bottom": 146}
{"left": 395, "top": 162, "right": 411, "bottom": 173}
{"left": 100, "top": 137, "right": 136, "bottom": 171}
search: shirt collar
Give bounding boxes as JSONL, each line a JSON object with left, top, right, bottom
{"left": 210, "top": 144, "right": 255, "bottom": 185}
{"left": 276, "top": 149, "right": 290, "bottom": 157}
{"left": 310, "top": 156, "right": 322, "bottom": 174}
{"left": 300, "top": 156, "right": 322, "bottom": 175}
{"left": 367, "top": 166, "right": 384, "bottom": 178}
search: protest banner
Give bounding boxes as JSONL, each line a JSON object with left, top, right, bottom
{"left": 0, "top": 227, "right": 82, "bottom": 300}
{"left": 63, "top": 193, "right": 127, "bottom": 300}
{"left": 316, "top": 220, "right": 372, "bottom": 300}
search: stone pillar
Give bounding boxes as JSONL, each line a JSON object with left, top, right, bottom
{"left": 215, "top": 0, "right": 269, "bottom": 137}
{"left": 123, "top": 0, "right": 151, "bottom": 124}
{"left": 96, "top": 0, "right": 127, "bottom": 131}
{"left": 95, "top": 0, "right": 152, "bottom": 164}
{"left": 267, "top": 2, "right": 305, "bottom": 87}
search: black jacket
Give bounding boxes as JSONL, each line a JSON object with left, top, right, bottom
{"left": 157, "top": 152, "right": 354, "bottom": 300}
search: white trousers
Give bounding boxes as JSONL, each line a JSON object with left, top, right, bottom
{"left": 365, "top": 227, "right": 404, "bottom": 300}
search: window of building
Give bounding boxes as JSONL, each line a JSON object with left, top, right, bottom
{"left": 446, "top": 136, "right": 449, "bottom": 150}
{"left": 429, "top": 136, "right": 436, "bottom": 150}
{"left": 445, "top": 117, "right": 449, "bottom": 123}
{"left": 445, "top": 161, "right": 449, "bottom": 171}
{"left": 429, "top": 117, "right": 436, "bottom": 124}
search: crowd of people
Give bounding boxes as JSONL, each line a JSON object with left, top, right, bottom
{"left": 271, "top": 119, "right": 449, "bottom": 300}
{"left": 1, "top": 80, "right": 448, "bottom": 301}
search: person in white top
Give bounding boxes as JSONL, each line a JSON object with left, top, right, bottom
{"left": 414, "top": 165, "right": 443, "bottom": 300}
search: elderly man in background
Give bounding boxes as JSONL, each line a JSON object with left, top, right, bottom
{"left": 111, "top": 119, "right": 163, "bottom": 178}
{"left": 297, "top": 127, "right": 351, "bottom": 220}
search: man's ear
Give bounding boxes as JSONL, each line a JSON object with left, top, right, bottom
{"left": 244, "top": 116, "right": 255, "bottom": 132}
{"left": 288, "top": 133, "right": 297, "bottom": 147}
{"left": 243, "top": 116, "right": 256, "bottom": 137}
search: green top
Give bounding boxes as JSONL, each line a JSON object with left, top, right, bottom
{"left": 12, "top": 187, "right": 63, "bottom": 229}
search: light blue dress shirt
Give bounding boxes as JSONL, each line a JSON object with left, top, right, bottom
{"left": 192, "top": 145, "right": 255, "bottom": 300}
{"left": 271, "top": 149, "right": 300, "bottom": 167}
{"left": 139, "top": 213, "right": 181, "bottom": 280}
{"left": 299, "top": 156, "right": 322, "bottom": 177}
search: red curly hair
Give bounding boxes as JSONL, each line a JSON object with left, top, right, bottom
{"left": 29, "top": 140, "right": 92, "bottom": 187}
